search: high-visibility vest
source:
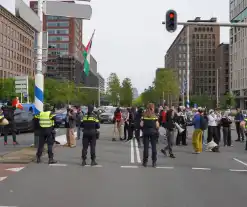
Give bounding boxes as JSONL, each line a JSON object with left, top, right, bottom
{"left": 245, "top": 119, "right": 247, "bottom": 129}
{"left": 38, "top": 111, "right": 53, "bottom": 128}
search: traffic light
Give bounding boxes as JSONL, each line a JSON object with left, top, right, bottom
{"left": 166, "top": 10, "right": 177, "bottom": 32}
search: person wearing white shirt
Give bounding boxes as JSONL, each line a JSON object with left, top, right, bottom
{"left": 207, "top": 109, "right": 220, "bottom": 144}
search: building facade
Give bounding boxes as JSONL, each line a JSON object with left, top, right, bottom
{"left": 165, "top": 17, "right": 220, "bottom": 98}
{"left": 0, "top": 5, "right": 35, "bottom": 78}
{"left": 97, "top": 73, "right": 105, "bottom": 93}
{"left": 30, "top": 1, "right": 99, "bottom": 87}
{"left": 216, "top": 43, "right": 229, "bottom": 97}
{"left": 229, "top": 0, "right": 247, "bottom": 108}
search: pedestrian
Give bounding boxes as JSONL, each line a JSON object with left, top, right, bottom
{"left": 192, "top": 109, "right": 205, "bottom": 154}
{"left": 127, "top": 107, "right": 135, "bottom": 140}
{"left": 112, "top": 107, "right": 123, "bottom": 141}
{"left": 207, "top": 109, "right": 220, "bottom": 145}
{"left": 65, "top": 107, "right": 76, "bottom": 148}
{"left": 243, "top": 118, "right": 247, "bottom": 150}
{"left": 160, "top": 106, "right": 176, "bottom": 158}
{"left": 141, "top": 103, "right": 159, "bottom": 167}
{"left": 175, "top": 107, "right": 187, "bottom": 146}
{"left": 221, "top": 111, "right": 232, "bottom": 147}
{"left": 76, "top": 107, "right": 83, "bottom": 140}
{"left": 134, "top": 107, "right": 143, "bottom": 147}
{"left": 81, "top": 105, "right": 100, "bottom": 166}
{"left": 35, "top": 105, "right": 57, "bottom": 164}
{"left": 1, "top": 100, "right": 19, "bottom": 145}
{"left": 123, "top": 108, "right": 130, "bottom": 140}
{"left": 234, "top": 108, "right": 245, "bottom": 142}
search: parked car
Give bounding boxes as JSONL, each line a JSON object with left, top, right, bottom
{"left": 0, "top": 109, "right": 34, "bottom": 135}
{"left": 54, "top": 110, "right": 67, "bottom": 127}
{"left": 99, "top": 107, "right": 116, "bottom": 123}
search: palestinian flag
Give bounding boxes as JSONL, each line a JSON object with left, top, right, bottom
{"left": 83, "top": 30, "right": 95, "bottom": 76}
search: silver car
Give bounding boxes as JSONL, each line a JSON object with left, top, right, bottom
{"left": 99, "top": 107, "right": 116, "bottom": 123}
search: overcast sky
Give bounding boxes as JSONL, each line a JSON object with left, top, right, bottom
{"left": 2, "top": 0, "right": 229, "bottom": 93}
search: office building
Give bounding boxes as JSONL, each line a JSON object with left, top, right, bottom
{"left": 30, "top": 1, "right": 99, "bottom": 87}
{"left": 0, "top": 5, "right": 35, "bottom": 78}
{"left": 216, "top": 43, "right": 229, "bottom": 96}
{"left": 97, "top": 73, "right": 105, "bottom": 92}
{"left": 132, "top": 87, "right": 139, "bottom": 99}
{"left": 229, "top": 0, "right": 247, "bottom": 108}
{"left": 165, "top": 17, "right": 220, "bottom": 98}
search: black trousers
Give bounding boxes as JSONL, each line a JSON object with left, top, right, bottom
{"left": 176, "top": 128, "right": 187, "bottom": 145}
{"left": 217, "top": 125, "right": 221, "bottom": 142}
{"left": 222, "top": 127, "right": 231, "bottom": 146}
{"left": 143, "top": 134, "right": 157, "bottom": 163}
{"left": 207, "top": 126, "right": 219, "bottom": 144}
{"left": 36, "top": 128, "right": 54, "bottom": 159}
{"left": 135, "top": 128, "right": 141, "bottom": 144}
{"left": 82, "top": 134, "right": 96, "bottom": 160}
{"left": 128, "top": 123, "right": 134, "bottom": 139}
{"left": 236, "top": 122, "right": 244, "bottom": 140}
{"left": 124, "top": 122, "right": 129, "bottom": 139}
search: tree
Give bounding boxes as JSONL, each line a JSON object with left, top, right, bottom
{"left": 141, "top": 86, "right": 158, "bottom": 105}
{"left": 106, "top": 73, "right": 121, "bottom": 106}
{"left": 190, "top": 95, "right": 214, "bottom": 108}
{"left": 120, "top": 78, "right": 133, "bottom": 106}
{"left": 220, "top": 92, "right": 236, "bottom": 109}
{"left": 154, "top": 68, "right": 179, "bottom": 105}
{"left": 132, "top": 95, "right": 143, "bottom": 106}
{"left": 0, "top": 78, "right": 17, "bottom": 100}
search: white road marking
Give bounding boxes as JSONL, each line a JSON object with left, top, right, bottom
{"left": 0, "top": 177, "right": 7, "bottom": 182}
{"left": 130, "top": 139, "right": 134, "bottom": 163}
{"left": 156, "top": 166, "right": 174, "bottom": 169}
{"left": 49, "top": 164, "right": 68, "bottom": 166}
{"left": 85, "top": 165, "right": 103, "bottom": 167}
{"left": 121, "top": 166, "right": 138, "bottom": 168}
{"left": 192, "top": 167, "right": 211, "bottom": 171}
{"left": 0, "top": 206, "right": 18, "bottom": 207}
{"left": 134, "top": 139, "right": 141, "bottom": 163}
{"left": 229, "top": 169, "right": 247, "bottom": 172}
{"left": 5, "top": 167, "right": 25, "bottom": 172}
{"left": 233, "top": 158, "right": 247, "bottom": 167}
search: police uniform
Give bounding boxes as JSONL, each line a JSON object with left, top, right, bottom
{"left": 142, "top": 115, "right": 158, "bottom": 167}
{"left": 1, "top": 103, "right": 17, "bottom": 145}
{"left": 81, "top": 109, "right": 100, "bottom": 166}
{"left": 35, "top": 110, "right": 57, "bottom": 164}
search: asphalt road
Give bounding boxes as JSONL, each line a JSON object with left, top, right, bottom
{"left": 0, "top": 125, "right": 247, "bottom": 207}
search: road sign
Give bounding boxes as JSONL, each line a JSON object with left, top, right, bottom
{"left": 15, "top": 76, "right": 28, "bottom": 94}
{"left": 45, "top": 1, "right": 92, "bottom": 20}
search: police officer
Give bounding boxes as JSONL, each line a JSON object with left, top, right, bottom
{"left": 81, "top": 105, "right": 100, "bottom": 166}
{"left": 35, "top": 105, "right": 57, "bottom": 164}
{"left": 141, "top": 103, "right": 159, "bottom": 168}
{"left": 1, "top": 101, "right": 18, "bottom": 145}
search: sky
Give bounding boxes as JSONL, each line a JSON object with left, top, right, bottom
{"left": 1, "top": 0, "right": 229, "bottom": 93}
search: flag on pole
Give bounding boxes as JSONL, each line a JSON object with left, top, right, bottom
{"left": 83, "top": 30, "right": 95, "bottom": 76}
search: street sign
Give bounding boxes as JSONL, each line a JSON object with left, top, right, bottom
{"left": 45, "top": 1, "right": 92, "bottom": 20}
{"left": 15, "top": 76, "right": 28, "bottom": 94}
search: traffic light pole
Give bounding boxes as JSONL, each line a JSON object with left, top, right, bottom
{"left": 186, "top": 25, "right": 190, "bottom": 108}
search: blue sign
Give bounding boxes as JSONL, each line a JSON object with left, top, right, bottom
{"left": 194, "top": 103, "right": 198, "bottom": 108}
{"left": 23, "top": 93, "right": 28, "bottom": 98}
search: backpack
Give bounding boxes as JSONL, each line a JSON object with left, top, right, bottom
{"left": 200, "top": 115, "right": 207, "bottom": 130}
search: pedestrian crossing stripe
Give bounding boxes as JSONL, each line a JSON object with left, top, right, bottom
{"left": 5, "top": 167, "right": 25, "bottom": 172}
{"left": 85, "top": 165, "right": 102, "bottom": 167}
{"left": 0, "top": 177, "right": 7, "bottom": 182}
{"left": 49, "top": 164, "right": 68, "bottom": 166}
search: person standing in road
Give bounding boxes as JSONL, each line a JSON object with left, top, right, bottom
{"left": 161, "top": 106, "right": 176, "bottom": 158}
{"left": 81, "top": 105, "right": 100, "bottom": 166}
{"left": 35, "top": 105, "right": 57, "bottom": 164}
{"left": 221, "top": 112, "right": 232, "bottom": 147}
{"left": 112, "top": 107, "right": 123, "bottom": 141}
{"left": 234, "top": 108, "right": 245, "bottom": 142}
{"left": 127, "top": 107, "right": 136, "bottom": 141}
{"left": 134, "top": 107, "right": 143, "bottom": 147}
{"left": 244, "top": 117, "right": 247, "bottom": 150}
{"left": 76, "top": 107, "right": 83, "bottom": 140}
{"left": 65, "top": 107, "right": 76, "bottom": 148}
{"left": 1, "top": 101, "right": 19, "bottom": 145}
{"left": 123, "top": 108, "right": 130, "bottom": 140}
{"left": 207, "top": 109, "right": 220, "bottom": 145}
{"left": 192, "top": 109, "right": 204, "bottom": 154}
{"left": 141, "top": 103, "right": 159, "bottom": 167}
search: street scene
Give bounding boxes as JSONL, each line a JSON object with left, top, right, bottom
{"left": 1, "top": 0, "right": 247, "bottom": 206}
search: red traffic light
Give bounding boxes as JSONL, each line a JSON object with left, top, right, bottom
{"left": 169, "top": 13, "right": 174, "bottom": 19}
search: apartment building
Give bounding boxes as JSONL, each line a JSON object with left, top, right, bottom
{"left": 229, "top": 0, "right": 247, "bottom": 108}
{"left": 0, "top": 5, "right": 35, "bottom": 78}
{"left": 165, "top": 17, "right": 220, "bottom": 98}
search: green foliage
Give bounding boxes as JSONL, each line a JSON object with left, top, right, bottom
{"left": 132, "top": 95, "right": 143, "bottom": 106}
{"left": 220, "top": 92, "right": 236, "bottom": 109}
{"left": 0, "top": 78, "right": 97, "bottom": 105}
{"left": 106, "top": 73, "right": 121, "bottom": 106}
{"left": 190, "top": 95, "right": 214, "bottom": 108}
{"left": 141, "top": 86, "right": 158, "bottom": 105}
{"left": 120, "top": 78, "right": 133, "bottom": 106}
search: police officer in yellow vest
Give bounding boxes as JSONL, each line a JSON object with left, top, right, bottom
{"left": 35, "top": 105, "right": 57, "bottom": 164}
{"left": 140, "top": 103, "right": 159, "bottom": 168}
{"left": 81, "top": 105, "right": 100, "bottom": 166}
